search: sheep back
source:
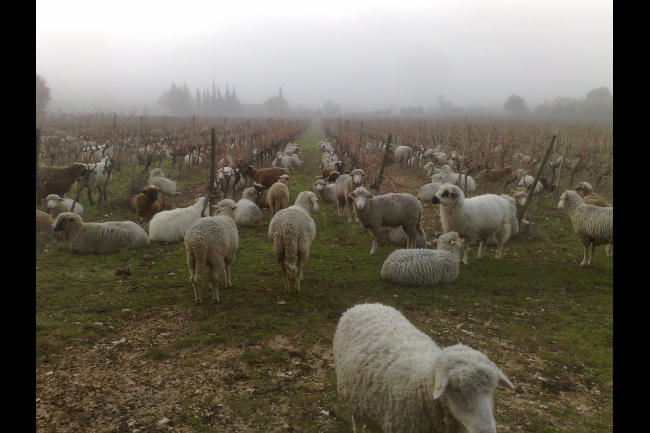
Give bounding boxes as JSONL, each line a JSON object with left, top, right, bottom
{"left": 148, "top": 196, "right": 207, "bottom": 243}
{"left": 268, "top": 182, "right": 290, "bottom": 216}
{"left": 36, "top": 210, "right": 53, "bottom": 232}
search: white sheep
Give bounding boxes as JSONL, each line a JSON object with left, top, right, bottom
{"left": 557, "top": 190, "right": 613, "bottom": 266}
{"left": 148, "top": 195, "right": 209, "bottom": 243}
{"left": 517, "top": 174, "right": 543, "bottom": 194}
{"left": 312, "top": 179, "right": 337, "bottom": 203}
{"left": 335, "top": 169, "right": 366, "bottom": 223}
{"left": 267, "top": 191, "right": 319, "bottom": 292}
{"left": 422, "top": 161, "right": 442, "bottom": 177}
{"left": 235, "top": 187, "right": 268, "bottom": 227}
{"left": 417, "top": 182, "right": 442, "bottom": 202}
{"left": 184, "top": 199, "right": 239, "bottom": 303}
{"left": 381, "top": 231, "right": 463, "bottom": 285}
{"left": 41, "top": 194, "right": 84, "bottom": 218}
{"left": 51, "top": 212, "right": 149, "bottom": 254}
{"left": 184, "top": 151, "right": 203, "bottom": 166}
{"left": 75, "top": 156, "right": 113, "bottom": 205}
{"left": 272, "top": 151, "right": 292, "bottom": 170}
{"left": 148, "top": 168, "right": 178, "bottom": 196}
{"left": 431, "top": 165, "right": 476, "bottom": 192}
{"left": 433, "top": 183, "right": 517, "bottom": 264}
{"left": 394, "top": 145, "right": 413, "bottom": 169}
{"left": 348, "top": 187, "right": 425, "bottom": 254}
{"left": 333, "top": 303, "right": 514, "bottom": 433}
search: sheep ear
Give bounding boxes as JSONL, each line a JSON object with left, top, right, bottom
{"left": 496, "top": 367, "right": 515, "bottom": 390}
{"left": 433, "top": 372, "right": 449, "bottom": 399}
{"left": 348, "top": 192, "right": 356, "bottom": 198}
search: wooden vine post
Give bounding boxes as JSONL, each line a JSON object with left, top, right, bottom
{"left": 518, "top": 134, "right": 557, "bottom": 225}
{"left": 36, "top": 129, "right": 41, "bottom": 195}
{"left": 554, "top": 131, "right": 569, "bottom": 198}
{"left": 356, "top": 121, "right": 364, "bottom": 169}
{"left": 209, "top": 128, "right": 216, "bottom": 216}
{"left": 373, "top": 134, "right": 392, "bottom": 195}
{"left": 131, "top": 116, "right": 142, "bottom": 192}
{"left": 456, "top": 124, "right": 470, "bottom": 194}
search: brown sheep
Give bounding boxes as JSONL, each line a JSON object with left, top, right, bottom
{"left": 322, "top": 161, "right": 345, "bottom": 180}
{"left": 37, "top": 163, "right": 89, "bottom": 203}
{"left": 242, "top": 165, "right": 290, "bottom": 189}
{"left": 131, "top": 185, "right": 172, "bottom": 219}
{"left": 268, "top": 175, "right": 291, "bottom": 217}
{"left": 576, "top": 182, "right": 611, "bottom": 207}
{"left": 327, "top": 171, "right": 341, "bottom": 184}
{"left": 252, "top": 183, "right": 270, "bottom": 209}
{"left": 36, "top": 210, "right": 53, "bottom": 232}
{"left": 477, "top": 166, "right": 513, "bottom": 181}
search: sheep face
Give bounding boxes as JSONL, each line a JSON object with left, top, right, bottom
{"left": 142, "top": 185, "right": 160, "bottom": 201}
{"left": 437, "top": 231, "right": 463, "bottom": 252}
{"left": 348, "top": 187, "right": 371, "bottom": 210}
{"left": 557, "top": 191, "right": 569, "bottom": 209}
{"left": 52, "top": 212, "right": 82, "bottom": 232}
{"left": 313, "top": 180, "right": 326, "bottom": 192}
{"left": 575, "top": 181, "right": 593, "bottom": 197}
{"left": 150, "top": 168, "right": 164, "bottom": 178}
{"left": 350, "top": 169, "right": 366, "bottom": 186}
{"left": 432, "top": 184, "right": 463, "bottom": 205}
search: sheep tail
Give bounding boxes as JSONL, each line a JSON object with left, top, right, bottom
{"left": 283, "top": 233, "right": 299, "bottom": 274}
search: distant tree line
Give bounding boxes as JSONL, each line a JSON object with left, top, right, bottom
{"left": 158, "top": 80, "right": 242, "bottom": 116}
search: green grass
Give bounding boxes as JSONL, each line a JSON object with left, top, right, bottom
{"left": 36, "top": 117, "right": 613, "bottom": 432}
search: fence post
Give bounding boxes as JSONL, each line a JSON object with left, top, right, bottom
{"left": 554, "top": 131, "right": 569, "bottom": 198}
{"left": 518, "top": 134, "right": 557, "bottom": 225}
{"left": 131, "top": 116, "right": 142, "bottom": 192}
{"left": 209, "top": 128, "right": 216, "bottom": 216}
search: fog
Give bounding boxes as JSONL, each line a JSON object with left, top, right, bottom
{"left": 36, "top": 0, "right": 613, "bottom": 115}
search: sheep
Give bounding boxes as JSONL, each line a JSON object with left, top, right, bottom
{"left": 322, "top": 161, "right": 345, "bottom": 180}
{"left": 312, "top": 179, "right": 337, "bottom": 203}
{"left": 422, "top": 161, "right": 442, "bottom": 177}
{"left": 381, "top": 231, "right": 463, "bottom": 285}
{"left": 377, "top": 225, "right": 428, "bottom": 249}
{"left": 417, "top": 182, "right": 442, "bottom": 202}
{"left": 36, "top": 210, "right": 53, "bottom": 233}
{"left": 268, "top": 175, "right": 291, "bottom": 217}
{"left": 348, "top": 187, "right": 425, "bottom": 254}
{"left": 184, "top": 151, "right": 203, "bottom": 166}
{"left": 517, "top": 174, "right": 543, "bottom": 194}
{"left": 394, "top": 145, "right": 413, "bottom": 168}
{"left": 234, "top": 187, "right": 269, "bottom": 227}
{"left": 333, "top": 303, "right": 514, "bottom": 433}
{"left": 326, "top": 171, "right": 341, "bottom": 184}
{"left": 41, "top": 194, "right": 84, "bottom": 219}
{"left": 148, "top": 195, "right": 209, "bottom": 243}
{"left": 575, "top": 181, "right": 612, "bottom": 207}
{"left": 131, "top": 184, "right": 173, "bottom": 219}
{"left": 283, "top": 152, "right": 302, "bottom": 169}
{"left": 272, "top": 151, "right": 292, "bottom": 170}
{"left": 433, "top": 183, "right": 517, "bottom": 264}
{"left": 184, "top": 199, "right": 239, "bottom": 303}
{"left": 252, "top": 183, "right": 270, "bottom": 209}
{"left": 267, "top": 191, "right": 319, "bottom": 292}
{"left": 148, "top": 168, "right": 178, "bottom": 196}
{"left": 75, "top": 156, "right": 113, "bottom": 205}
{"left": 216, "top": 166, "right": 243, "bottom": 201}
{"left": 51, "top": 212, "right": 150, "bottom": 254}
{"left": 240, "top": 165, "right": 291, "bottom": 189}
{"left": 37, "top": 163, "right": 89, "bottom": 203}
{"left": 431, "top": 165, "right": 476, "bottom": 192}
{"left": 557, "top": 190, "right": 613, "bottom": 266}
{"left": 335, "top": 169, "right": 366, "bottom": 223}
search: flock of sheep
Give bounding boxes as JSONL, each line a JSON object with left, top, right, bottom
{"left": 36, "top": 134, "right": 613, "bottom": 433}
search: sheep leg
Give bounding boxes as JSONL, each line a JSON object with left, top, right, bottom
{"left": 187, "top": 248, "right": 203, "bottom": 303}
{"left": 606, "top": 242, "right": 612, "bottom": 257}
{"left": 208, "top": 263, "right": 221, "bottom": 302}
{"left": 280, "top": 263, "right": 291, "bottom": 292}
{"left": 370, "top": 232, "right": 379, "bottom": 254}
{"left": 294, "top": 268, "right": 302, "bottom": 292}
{"left": 86, "top": 187, "right": 95, "bottom": 205}
{"left": 352, "top": 415, "right": 365, "bottom": 433}
{"left": 477, "top": 239, "right": 487, "bottom": 258}
{"left": 588, "top": 242, "right": 596, "bottom": 266}
{"left": 224, "top": 258, "right": 232, "bottom": 287}
{"left": 462, "top": 244, "right": 469, "bottom": 264}
{"left": 580, "top": 245, "right": 589, "bottom": 267}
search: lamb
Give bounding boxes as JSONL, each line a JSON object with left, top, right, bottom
{"left": 394, "top": 145, "right": 413, "bottom": 169}
{"left": 36, "top": 210, "right": 53, "bottom": 233}
{"left": 41, "top": 194, "right": 84, "bottom": 218}
{"left": 241, "top": 165, "right": 291, "bottom": 189}
{"left": 51, "top": 212, "right": 150, "bottom": 254}
{"left": 557, "top": 190, "right": 613, "bottom": 266}
{"left": 335, "top": 169, "right": 366, "bottom": 223}
{"left": 184, "top": 199, "right": 239, "bottom": 303}
{"left": 433, "top": 183, "right": 517, "bottom": 264}
{"left": 333, "top": 303, "right": 514, "bottom": 433}
{"left": 148, "top": 168, "right": 178, "bottom": 196}
{"left": 417, "top": 182, "right": 442, "bottom": 201}
{"left": 75, "top": 156, "right": 113, "bottom": 205}
{"left": 148, "top": 195, "right": 209, "bottom": 243}
{"left": 267, "top": 175, "right": 291, "bottom": 217}
{"left": 377, "top": 225, "right": 428, "bottom": 249}
{"left": 131, "top": 184, "right": 173, "bottom": 219}
{"left": 575, "top": 181, "right": 612, "bottom": 207}
{"left": 235, "top": 187, "right": 269, "bottom": 227}
{"left": 431, "top": 165, "right": 476, "bottom": 192}
{"left": 381, "top": 231, "right": 463, "bottom": 285}
{"left": 267, "top": 191, "right": 319, "bottom": 292}
{"left": 37, "top": 163, "right": 89, "bottom": 203}
{"left": 348, "top": 187, "right": 425, "bottom": 254}
{"left": 312, "top": 179, "right": 337, "bottom": 203}
{"left": 422, "top": 161, "right": 442, "bottom": 177}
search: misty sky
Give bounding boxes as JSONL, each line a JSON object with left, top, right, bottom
{"left": 36, "top": 0, "right": 613, "bottom": 114}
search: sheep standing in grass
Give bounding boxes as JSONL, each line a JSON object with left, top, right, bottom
{"left": 148, "top": 168, "right": 178, "bottom": 196}
{"left": 41, "top": 194, "right": 84, "bottom": 218}
{"left": 335, "top": 169, "right": 366, "bottom": 223}
{"left": 558, "top": 190, "right": 613, "bottom": 266}
{"left": 433, "top": 183, "right": 517, "bottom": 264}
{"left": 394, "top": 145, "right": 413, "bottom": 169}
{"left": 333, "top": 303, "right": 515, "bottom": 433}
{"left": 268, "top": 191, "right": 318, "bottom": 292}
{"left": 184, "top": 199, "right": 239, "bottom": 303}
{"left": 149, "top": 195, "right": 209, "bottom": 243}
{"left": 312, "top": 179, "right": 337, "bottom": 203}
{"left": 235, "top": 187, "right": 269, "bottom": 227}
{"left": 348, "top": 187, "right": 425, "bottom": 254}
{"left": 51, "top": 212, "right": 149, "bottom": 254}
{"left": 381, "top": 231, "right": 463, "bottom": 285}
{"left": 575, "top": 181, "right": 612, "bottom": 255}
{"left": 268, "top": 175, "right": 291, "bottom": 217}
